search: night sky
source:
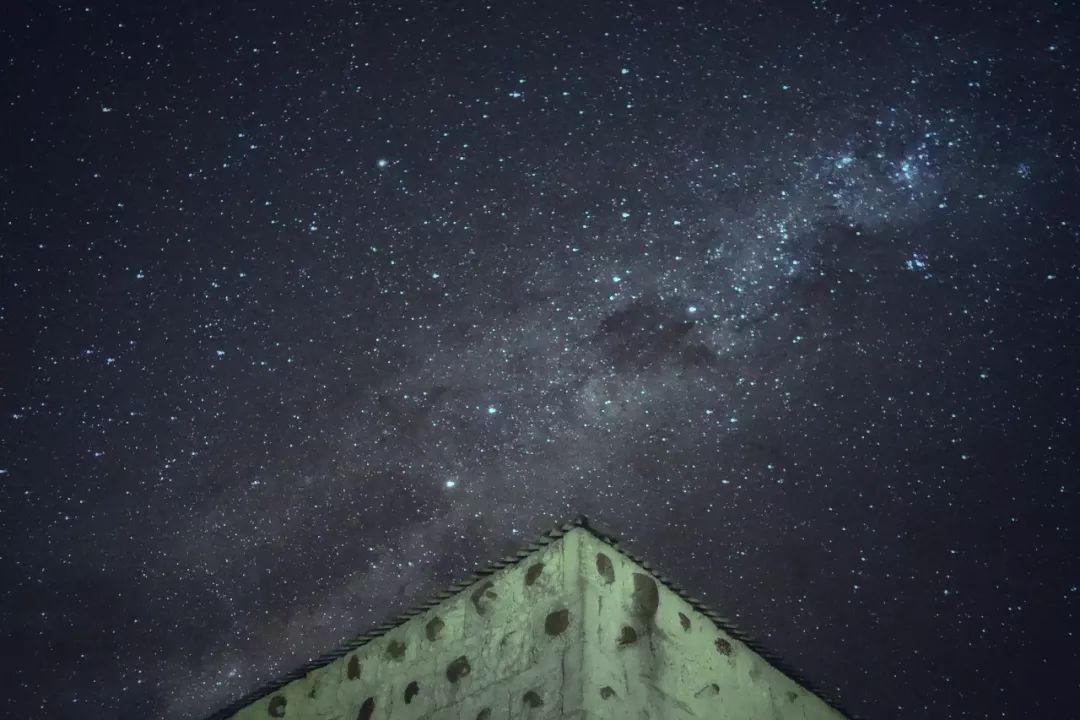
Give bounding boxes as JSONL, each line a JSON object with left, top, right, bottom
{"left": 2, "top": 1, "right": 1078, "bottom": 718}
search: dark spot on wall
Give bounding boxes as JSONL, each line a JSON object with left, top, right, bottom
{"left": 347, "top": 655, "right": 361, "bottom": 680}
{"left": 545, "top": 608, "right": 570, "bottom": 636}
{"left": 695, "top": 683, "right": 720, "bottom": 698}
{"left": 426, "top": 616, "right": 445, "bottom": 641}
{"left": 596, "top": 553, "right": 615, "bottom": 584}
{"left": 446, "top": 655, "right": 471, "bottom": 682}
{"left": 357, "top": 697, "right": 375, "bottom": 720}
{"left": 386, "top": 639, "right": 406, "bottom": 660}
{"left": 525, "top": 562, "right": 545, "bottom": 586}
{"left": 404, "top": 681, "right": 419, "bottom": 704}
{"left": 600, "top": 686, "right": 617, "bottom": 699}
{"left": 618, "top": 625, "right": 638, "bottom": 646}
{"left": 678, "top": 612, "right": 691, "bottom": 631}
{"left": 471, "top": 581, "right": 498, "bottom": 615}
{"left": 748, "top": 663, "right": 762, "bottom": 682}
{"left": 786, "top": 690, "right": 799, "bottom": 703}
{"left": 715, "top": 638, "right": 733, "bottom": 656}
{"left": 476, "top": 710, "right": 491, "bottom": 720}
{"left": 267, "top": 695, "right": 286, "bottom": 717}
{"left": 523, "top": 690, "right": 544, "bottom": 708}
{"left": 308, "top": 685, "right": 317, "bottom": 699}
{"left": 631, "top": 573, "right": 659, "bottom": 618}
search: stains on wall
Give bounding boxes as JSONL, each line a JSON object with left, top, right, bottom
{"left": 631, "top": 573, "right": 660, "bottom": 619}
{"left": 524, "top": 562, "right": 545, "bottom": 586}
{"left": 267, "top": 695, "right": 286, "bottom": 717}
{"left": 596, "top": 553, "right": 615, "bottom": 584}
{"left": 544, "top": 609, "right": 570, "bottom": 636}
{"left": 229, "top": 530, "right": 841, "bottom": 720}
{"left": 471, "top": 581, "right": 498, "bottom": 616}
{"left": 385, "top": 639, "right": 406, "bottom": 661}
{"left": 446, "top": 655, "right": 471, "bottom": 683}
{"left": 425, "top": 616, "right": 445, "bottom": 642}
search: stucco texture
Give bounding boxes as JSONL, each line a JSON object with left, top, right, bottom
{"left": 223, "top": 528, "right": 845, "bottom": 720}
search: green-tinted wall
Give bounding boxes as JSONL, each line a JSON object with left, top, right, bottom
{"left": 223, "top": 528, "right": 845, "bottom": 720}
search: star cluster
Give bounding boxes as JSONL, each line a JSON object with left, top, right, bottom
{"left": 1, "top": 2, "right": 1078, "bottom": 718}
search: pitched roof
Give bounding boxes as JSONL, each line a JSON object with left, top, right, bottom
{"left": 205, "top": 514, "right": 856, "bottom": 720}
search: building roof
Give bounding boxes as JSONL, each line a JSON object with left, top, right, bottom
{"left": 205, "top": 515, "right": 856, "bottom": 720}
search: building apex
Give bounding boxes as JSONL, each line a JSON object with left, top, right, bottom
{"left": 205, "top": 515, "right": 855, "bottom": 720}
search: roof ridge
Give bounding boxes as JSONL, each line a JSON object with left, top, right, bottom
{"left": 203, "top": 514, "right": 858, "bottom": 720}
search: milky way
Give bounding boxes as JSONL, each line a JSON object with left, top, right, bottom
{"left": 2, "top": 2, "right": 1078, "bottom": 718}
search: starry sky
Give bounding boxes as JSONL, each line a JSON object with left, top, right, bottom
{"left": 2, "top": 1, "right": 1078, "bottom": 718}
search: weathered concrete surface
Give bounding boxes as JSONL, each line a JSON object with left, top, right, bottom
{"left": 223, "top": 528, "right": 846, "bottom": 720}
{"left": 578, "top": 531, "right": 843, "bottom": 720}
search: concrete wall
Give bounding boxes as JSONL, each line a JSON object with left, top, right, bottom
{"left": 225, "top": 527, "right": 845, "bottom": 720}
{"left": 575, "top": 529, "right": 844, "bottom": 720}
{"left": 228, "top": 529, "right": 586, "bottom": 720}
